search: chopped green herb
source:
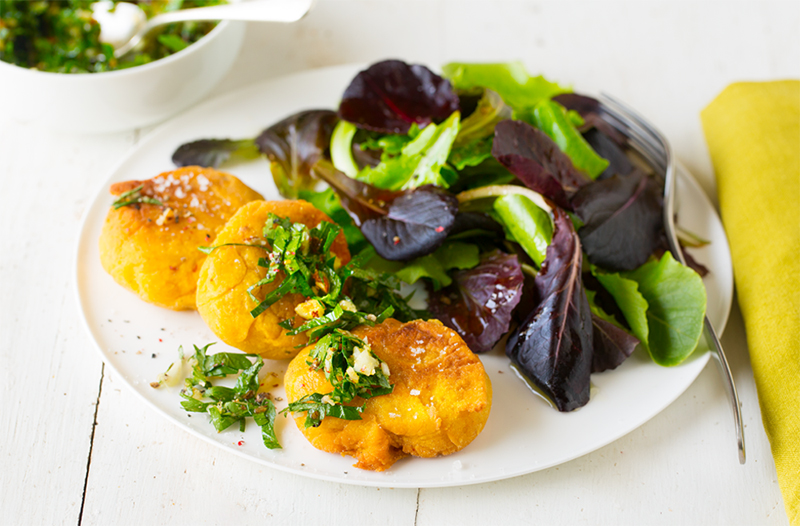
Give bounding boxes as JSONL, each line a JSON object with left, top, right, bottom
{"left": 178, "top": 343, "right": 281, "bottom": 449}
{"left": 111, "top": 185, "right": 163, "bottom": 210}
{"left": 0, "top": 0, "right": 226, "bottom": 73}
{"left": 197, "top": 213, "right": 424, "bottom": 431}
{"left": 156, "top": 34, "right": 188, "bottom": 53}
{"left": 285, "top": 329, "right": 393, "bottom": 428}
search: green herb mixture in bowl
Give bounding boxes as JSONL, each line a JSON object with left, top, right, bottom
{"left": 0, "top": 0, "right": 225, "bottom": 73}
{"left": 0, "top": 0, "right": 244, "bottom": 132}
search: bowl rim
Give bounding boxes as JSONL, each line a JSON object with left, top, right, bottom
{"left": 0, "top": 14, "right": 234, "bottom": 79}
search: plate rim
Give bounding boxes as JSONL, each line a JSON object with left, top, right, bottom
{"left": 73, "top": 63, "right": 731, "bottom": 488}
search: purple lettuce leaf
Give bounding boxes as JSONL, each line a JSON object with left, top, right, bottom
{"left": 681, "top": 247, "right": 710, "bottom": 278}
{"left": 448, "top": 211, "right": 505, "bottom": 237}
{"left": 360, "top": 186, "right": 459, "bottom": 261}
{"left": 552, "top": 93, "right": 600, "bottom": 119}
{"left": 552, "top": 92, "right": 629, "bottom": 146}
{"left": 171, "top": 138, "right": 258, "bottom": 169}
{"left": 311, "top": 159, "right": 400, "bottom": 224}
{"left": 652, "top": 235, "right": 710, "bottom": 278}
{"left": 428, "top": 250, "right": 524, "bottom": 353}
{"left": 571, "top": 171, "right": 663, "bottom": 271}
{"left": 311, "top": 160, "right": 458, "bottom": 261}
{"left": 582, "top": 127, "right": 634, "bottom": 180}
{"left": 492, "top": 119, "right": 591, "bottom": 210}
{"left": 255, "top": 110, "right": 339, "bottom": 198}
{"left": 590, "top": 314, "right": 639, "bottom": 373}
{"left": 338, "top": 60, "right": 460, "bottom": 134}
{"left": 506, "top": 208, "right": 593, "bottom": 412}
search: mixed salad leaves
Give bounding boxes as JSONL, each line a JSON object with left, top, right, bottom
{"left": 172, "top": 59, "right": 708, "bottom": 413}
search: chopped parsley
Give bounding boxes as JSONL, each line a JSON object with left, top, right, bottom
{"left": 183, "top": 213, "right": 425, "bottom": 444}
{"left": 179, "top": 344, "right": 281, "bottom": 450}
{"left": 0, "top": 0, "right": 226, "bottom": 73}
{"left": 288, "top": 329, "right": 394, "bottom": 428}
{"left": 111, "top": 184, "right": 163, "bottom": 210}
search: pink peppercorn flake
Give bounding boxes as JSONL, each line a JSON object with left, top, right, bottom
{"left": 435, "top": 226, "right": 444, "bottom": 233}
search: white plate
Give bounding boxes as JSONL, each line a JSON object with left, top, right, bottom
{"left": 74, "top": 64, "right": 733, "bottom": 488}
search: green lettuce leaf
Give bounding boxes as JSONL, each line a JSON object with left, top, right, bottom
{"left": 370, "top": 241, "right": 480, "bottom": 290}
{"left": 623, "top": 252, "right": 706, "bottom": 366}
{"left": 492, "top": 194, "right": 553, "bottom": 266}
{"left": 591, "top": 266, "right": 650, "bottom": 347}
{"left": 330, "top": 120, "right": 360, "bottom": 177}
{"left": 355, "top": 112, "right": 461, "bottom": 190}
{"left": 520, "top": 100, "right": 609, "bottom": 179}
{"left": 585, "top": 289, "right": 620, "bottom": 326}
{"left": 360, "top": 128, "right": 415, "bottom": 157}
{"left": 448, "top": 137, "right": 494, "bottom": 170}
{"left": 441, "top": 62, "right": 568, "bottom": 110}
{"left": 448, "top": 89, "right": 513, "bottom": 170}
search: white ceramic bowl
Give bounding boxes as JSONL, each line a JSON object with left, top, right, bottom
{"left": 0, "top": 19, "right": 245, "bottom": 133}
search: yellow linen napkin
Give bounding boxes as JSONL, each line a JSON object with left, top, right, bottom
{"left": 701, "top": 80, "right": 800, "bottom": 525}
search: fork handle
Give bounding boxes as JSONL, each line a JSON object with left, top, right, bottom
{"left": 666, "top": 165, "right": 746, "bottom": 464}
{"left": 703, "top": 316, "right": 746, "bottom": 463}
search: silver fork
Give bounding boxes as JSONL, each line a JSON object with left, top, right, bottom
{"left": 597, "top": 94, "right": 746, "bottom": 464}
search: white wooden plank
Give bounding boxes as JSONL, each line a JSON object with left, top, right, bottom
{"left": 0, "top": 123, "right": 136, "bottom": 524}
{"left": 80, "top": 368, "right": 418, "bottom": 525}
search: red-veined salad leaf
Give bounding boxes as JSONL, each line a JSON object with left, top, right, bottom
{"left": 590, "top": 265, "right": 650, "bottom": 348}
{"left": 255, "top": 110, "right": 339, "bottom": 198}
{"left": 338, "top": 59, "right": 460, "bottom": 134}
{"left": 310, "top": 159, "right": 400, "bottom": 224}
{"left": 590, "top": 314, "right": 639, "bottom": 373}
{"left": 552, "top": 93, "right": 600, "bottom": 118}
{"left": 652, "top": 236, "right": 710, "bottom": 278}
{"left": 585, "top": 288, "right": 639, "bottom": 373}
{"left": 517, "top": 100, "right": 609, "bottom": 179}
{"left": 171, "top": 138, "right": 259, "bottom": 168}
{"left": 311, "top": 160, "right": 459, "bottom": 261}
{"left": 552, "top": 92, "right": 629, "bottom": 147}
{"left": 449, "top": 211, "right": 505, "bottom": 237}
{"left": 550, "top": 95, "right": 633, "bottom": 180}
{"left": 571, "top": 171, "right": 663, "bottom": 271}
{"left": 428, "top": 250, "right": 524, "bottom": 353}
{"left": 582, "top": 127, "right": 634, "bottom": 180}
{"left": 360, "top": 185, "right": 459, "bottom": 261}
{"left": 492, "top": 119, "right": 591, "bottom": 210}
{"left": 506, "top": 208, "right": 593, "bottom": 412}
{"left": 678, "top": 246, "right": 710, "bottom": 277}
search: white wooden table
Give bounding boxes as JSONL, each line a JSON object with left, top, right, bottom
{"left": 2, "top": 1, "right": 798, "bottom": 524}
